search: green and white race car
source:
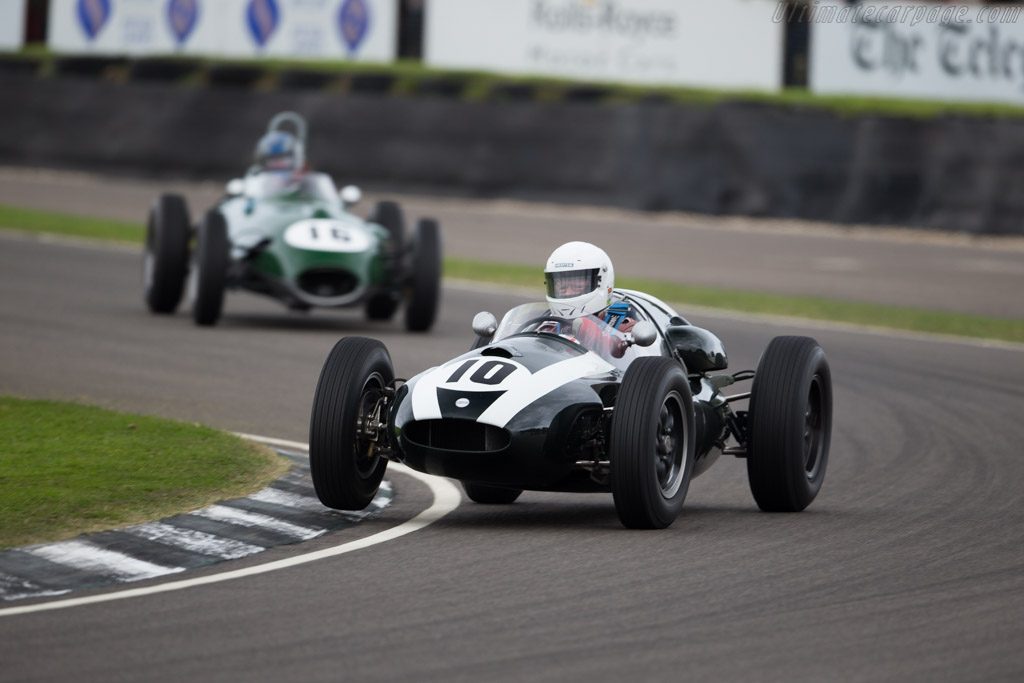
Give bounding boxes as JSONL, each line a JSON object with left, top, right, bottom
{"left": 142, "top": 112, "right": 441, "bottom": 331}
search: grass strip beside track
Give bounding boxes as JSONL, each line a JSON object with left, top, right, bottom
{"left": 2, "top": 202, "right": 1022, "bottom": 344}
{"left": 0, "top": 204, "right": 143, "bottom": 243}
{"left": 0, "top": 398, "right": 289, "bottom": 550}
{"left": 12, "top": 47, "right": 1024, "bottom": 120}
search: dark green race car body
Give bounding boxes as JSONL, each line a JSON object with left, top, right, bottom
{"left": 220, "top": 174, "right": 390, "bottom": 309}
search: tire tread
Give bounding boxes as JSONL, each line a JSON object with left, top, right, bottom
{"left": 309, "top": 337, "right": 393, "bottom": 509}
{"left": 610, "top": 356, "right": 694, "bottom": 529}
{"left": 747, "top": 336, "right": 832, "bottom": 512}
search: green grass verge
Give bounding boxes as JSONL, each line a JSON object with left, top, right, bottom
{"left": 0, "top": 203, "right": 144, "bottom": 243}
{"left": 0, "top": 397, "right": 288, "bottom": 550}
{"left": 7, "top": 45, "right": 1024, "bottom": 120}
{"left": 2, "top": 202, "right": 1021, "bottom": 344}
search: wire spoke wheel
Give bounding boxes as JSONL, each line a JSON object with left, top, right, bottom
{"left": 655, "top": 394, "right": 686, "bottom": 496}
{"left": 353, "top": 374, "right": 385, "bottom": 480}
{"left": 803, "top": 375, "right": 825, "bottom": 479}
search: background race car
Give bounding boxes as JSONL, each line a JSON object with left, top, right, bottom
{"left": 142, "top": 112, "right": 441, "bottom": 331}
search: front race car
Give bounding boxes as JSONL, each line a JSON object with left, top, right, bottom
{"left": 390, "top": 303, "right": 661, "bottom": 491}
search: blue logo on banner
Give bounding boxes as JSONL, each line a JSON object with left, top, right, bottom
{"left": 77, "top": 0, "right": 111, "bottom": 41}
{"left": 247, "top": 0, "right": 280, "bottom": 48}
{"left": 338, "top": 0, "right": 371, "bottom": 54}
{"left": 167, "top": 0, "right": 199, "bottom": 46}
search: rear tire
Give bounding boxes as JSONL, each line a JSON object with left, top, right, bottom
{"left": 309, "top": 337, "right": 394, "bottom": 510}
{"left": 143, "top": 194, "right": 191, "bottom": 313}
{"left": 365, "top": 201, "right": 404, "bottom": 321}
{"left": 191, "top": 210, "right": 229, "bottom": 327}
{"left": 462, "top": 482, "right": 522, "bottom": 505}
{"left": 746, "top": 336, "right": 833, "bottom": 512}
{"left": 610, "top": 357, "right": 695, "bottom": 529}
{"left": 404, "top": 218, "right": 442, "bottom": 332}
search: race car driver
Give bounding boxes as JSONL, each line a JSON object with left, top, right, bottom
{"left": 541, "top": 241, "right": 638, "bottom": 357}
{"left": 249, "top": 126, "right": 309, "bottom": 196}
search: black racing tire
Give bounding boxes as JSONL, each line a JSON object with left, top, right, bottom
{"left": 191, "top": 210, "right": 229, "bottom": 327}
{"left": 610, "top": 357, "right": 695, "bottom": 529}
{"left": 462, "top": 482, "right": 522, "bottom": 505}
{"left": 404, "top": 218, "right": 442, "bottom": 332}
{"left": 143, "top": 193, "right": 191, "bottom": 314}
{"left": 309, "top": 337, "right": 394, "bottom": 510}
{"left": 371, "top": 200, "right": 405, "bottom": 259}
{"left": 365, "top": 201, "right": 405, "bottom": 321}
{"left": 365, "top": 291, "right": 400, "bottom": 320}
{"left": 746, "top": 336, "right": 833, "bottom": 512}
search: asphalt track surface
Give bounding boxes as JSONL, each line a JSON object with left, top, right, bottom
{"left": 1, "top": 227, "right": 1023, "bottom": 682}
{"left": 2, "top": 165, "right": 1024, "bottom": 319}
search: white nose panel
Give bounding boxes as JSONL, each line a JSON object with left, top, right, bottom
{"left": 283, "top": 220, "right": 371, "bottom": 253}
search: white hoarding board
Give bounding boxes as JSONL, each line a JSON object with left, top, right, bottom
{"left": 214, "top": 0, "right": 396, "bottom": 61}
{"left": 48, "top": 0, "right": 223, "bottom": 56}
{"left": 809, "top": 0, "right": 1024, "bottom": 105}
{"left": 48, "top": 0, "right": 396, "bottom": 62}
{"left": 0, "top": 0, "right": 27, "bottom": 51}
{"left": 425, "top": 0, "right": 784, "bottom": 91}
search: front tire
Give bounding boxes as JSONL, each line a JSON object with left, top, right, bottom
{"left": 309, "top": 337, "right": 394, "bottom": 510}
{"left": 404, "top": 218, "right": 442, "bottom": 332}
{"left": 143, "top": 194, "right": 191, "bottom": 313}
{"left": 746, "top": 336, "right": 833, "bottom": 512}
{"left": 462, "top": 482, "right": 522, "bottom": 504}
{"left": 610, "top": 357, "right": 695, "bottom": 529}
{"left": 191, "top": 210, "right": 229, "bottom": 326}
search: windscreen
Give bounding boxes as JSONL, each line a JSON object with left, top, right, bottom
{"left": 491, "top": 302, "right": 660, "bottom": 370}
{"left": 244, "top": 172, "right": 338, "bottom": 202}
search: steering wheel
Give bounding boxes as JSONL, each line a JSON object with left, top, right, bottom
{"left": 514, "top": 315, "right": 575, "bottom": 335}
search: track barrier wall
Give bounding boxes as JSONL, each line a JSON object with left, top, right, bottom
{"left": 1, "top": 71, "right": 1023, "bottom": 235}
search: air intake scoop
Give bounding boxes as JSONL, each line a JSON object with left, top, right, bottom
{"left": 481, "top": 345, "right": 520, "bottom": 358}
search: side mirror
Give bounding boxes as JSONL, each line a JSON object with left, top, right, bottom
{"left": 472, "top": 311, "right": 498, "bottom": 337}
{"left": 340, "top": 185, "right": 362, "bottom": 206}
{"left": 628, "top": 321, "right": 658, "bottom": 348}
{"left": 225, "top": 178, "right": 244, "bottom": 196}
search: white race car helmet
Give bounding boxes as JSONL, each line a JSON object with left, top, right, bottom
{"left": 544, "top": 242, "right": 614, "bottom": 318}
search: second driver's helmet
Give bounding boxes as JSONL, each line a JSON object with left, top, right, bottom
{"left": 254, "top": 130, "right": 304, "bottom": 173}
{"left": 544, "top": 241, "right": 614, "bottom": 318}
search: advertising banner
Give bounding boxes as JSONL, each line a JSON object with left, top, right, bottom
{"left": 0, "top": 0, "right": 27, "bottom": 51}
{"left": 48, "top": 0, "right": 397, "bottom": 62}
{"left": 809, "top": 0, "right": 1024, "bottom": 105}
{"left": 424, "top": 0, "right": 784, "bottom": 91}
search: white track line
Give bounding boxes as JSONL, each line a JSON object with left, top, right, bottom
{"left": 0, "top": 436, "right": 461, "bottom": 618}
